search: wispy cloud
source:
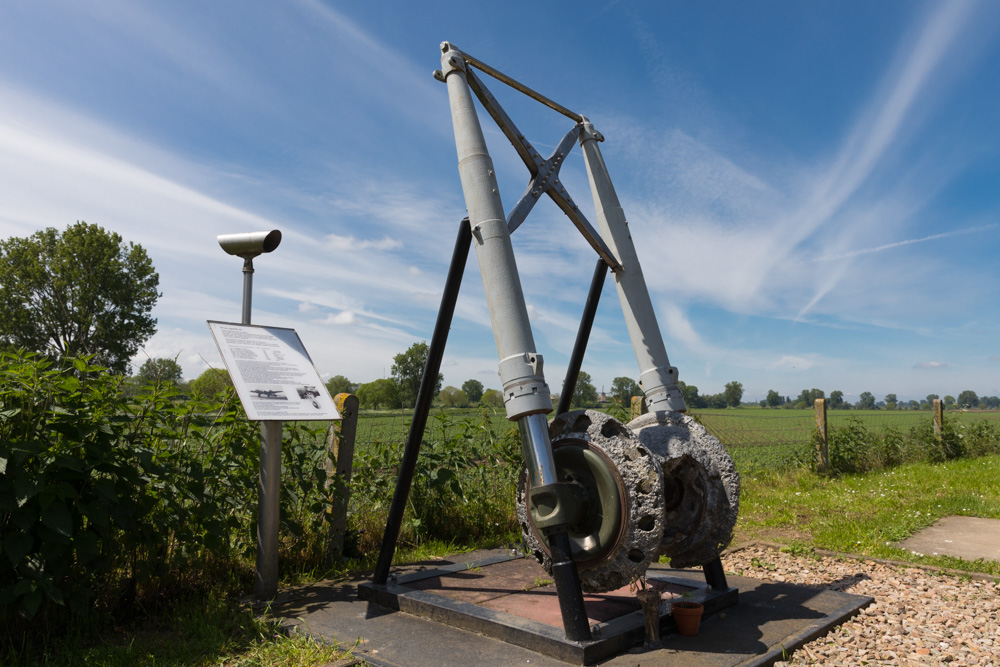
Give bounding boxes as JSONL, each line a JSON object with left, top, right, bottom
{"left": 813, "top": 224, "right": 998, "bottom": 262}
{"left": 914, "top": 361, "right": 947, "bottom": 370}
{"left": 324, "top": 233, "right": 402, "bottom": 251}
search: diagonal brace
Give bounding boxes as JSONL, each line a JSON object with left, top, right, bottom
{"left": 465, "top": 68, "right": 621, "bottom": 271}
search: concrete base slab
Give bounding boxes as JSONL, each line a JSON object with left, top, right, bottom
{"left": 358, "top": 551, "right": 737, "bottom": 664}
{"left": 269, "top": 549, "right": 872, "bottom": 666}
{"left": 898, "top": 516, "right": 1000, "bottom": 562}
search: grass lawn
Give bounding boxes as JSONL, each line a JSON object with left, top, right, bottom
{"left": 737, "top": 453, "right": 1000, "bottom": 575}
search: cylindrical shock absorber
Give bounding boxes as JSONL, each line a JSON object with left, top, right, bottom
{"left": 439, "top": 42, "right": 591, "bottom": 642}
{"left": 578, "top": 119, "right": 687, "bottom": 414}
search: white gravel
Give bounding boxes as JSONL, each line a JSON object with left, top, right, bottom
{"left": 722, "top": 545, "right": 1000, "bottom": 666}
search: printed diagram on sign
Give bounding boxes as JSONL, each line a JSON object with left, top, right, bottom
{"left": 250, "top": 388, "right": 286, "bottom": 400}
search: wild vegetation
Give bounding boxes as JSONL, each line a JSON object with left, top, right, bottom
{"left": 2, "top": 347, "right": 999, "bottom": 664}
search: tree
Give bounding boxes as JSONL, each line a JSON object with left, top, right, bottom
{"left": 703, "top": 392, "right": 727, "bottom": 409}
{"left": 325, "top": 374, "right": 355, "bottom": 397}
{"left": 571, "top": 371, "right": 598, "bottom": 408}
{"left": 190, "top": 368, "right": 233, "bottom": 399}
{"left": 856, "top": 391, "right": 876, "bottom": 410}
{"left": 462, "top": 379, "right": 485, "bottom": 404}
{"left": 439, "top": 386, "right": 468, "bottom": 407}
{"left": 481, "top": 388, "right": 504, "bottom": 408}
{"left": 0, "top": 222, "right": 160, "bottom": 374}
{"left": 723, "top": 381, "right": 743, "bottom": 408}
{"left": 944, "top": 395, "right": 956, "bottom": 407}
{"left": 356, "top": 379, "right": 399, "bottom": 410}
{"left": 391, "top": 342, "right": 443, "bottom": 408}
{"left": 829, "top": 390, "right": 845, "bottom": 409}
{"left": 136, "top": 357, "right": 183, "bottom": 386}
{"left": 610, "top": 376, "right": 641, "bottom": 405}
{"left": 764, "top": 389, "right": 781, "bottom": 408}
{"left": 957, "top": 390, "right": 979, "bottom": 408}
{"left": 884, "top": 393, "right": 897, "bottom": 411}
{"left": 677, "top": 380, "right": 704, "bottom": 409}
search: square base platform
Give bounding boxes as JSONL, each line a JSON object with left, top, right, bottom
{"left": 358, "top": 551, "right": 738, "bottom": 664}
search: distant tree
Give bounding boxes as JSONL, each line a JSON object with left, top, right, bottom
{"left": 944, "top": 395, "right": 956, "bottom": 407}
{"left": 356, "top": 379, "right": 400, "bottom": 410}
{"left": 391, "top": 342, "right": 443, "bottom": 408}
{"left": 571, "top": 371, "right": 599, "bottom": 408}
{"left": 439, "top": 386, "right": 468, "bottom": 407}
{"left": 856, "top": 392, "right": 876, "bottom": 410}
{"left": 610, "top": 376, "right": 641, "bottom": 405}
{"left": 677, "top": 380, "right": 703, "bottom": 409}
{"left": 189, "top": 368, "right": 233, "bottom": 400}
{"left": 926, "top": 394, "right": 939, "bottom": 405}
{"left": 829, "top": 390, "right": 845, "bottom": 409}
{"left": 325, "top": 374, "right": 355, "bottom": 397}
{"left": 704, "top": 392, "right": 727, "bottom": 409}
{"left": 957, "top": 390, "right": 979, "bottom": 408}
{"left": 481, "top": 388, "right": 504, "bottom": 408}
{"left": 765, "top": 389, "right": 782, "bottom": 408}
{"left": 983, "top": 396, "right": 1000, "bottom": 409}
{"left": 908, "top": 400, "right": 920, "bottom": 410}
{"left": 136, "top": 357, "right": 183, "bottom": 386}
{"left": 0, "top": 222, "right": 160, "bottom": 373}
{"left": 462, "top": 379, "right": 485, "bottom": 404}
{"left": 884, "top": 393, "right": 897, "bottom": 405}
{"left": 723, "top": 381, "right": 744, "bottom": 408}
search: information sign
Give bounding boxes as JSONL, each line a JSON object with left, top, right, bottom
{"left": 207, "top": 321, "right": 340, "bottom": 421}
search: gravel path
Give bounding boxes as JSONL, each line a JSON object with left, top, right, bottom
{"left": 721, "top": 546, "right": 999, "bottom": 665}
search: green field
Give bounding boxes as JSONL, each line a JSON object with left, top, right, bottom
{"left": 345, "top": 405, "right": 1000, "bottom": 473}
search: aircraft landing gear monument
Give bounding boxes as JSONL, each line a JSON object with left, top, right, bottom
{"left": 360, "top": 42, "right": 743, "bottom": 660}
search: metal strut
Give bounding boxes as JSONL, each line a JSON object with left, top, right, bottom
{"left": 373, "top": 219, "right": 472, "bottom": 585}
{"left": 439, "top": 42, "right": 592, "bottom": 642}
{"left": 558, "top": 259, "right": 609, "bottom": 416}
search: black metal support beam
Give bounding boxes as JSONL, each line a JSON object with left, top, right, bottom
{"left": 558, "top": 259, "right": 609, "bottom": 415}
{"left": 703, "top": 556, "right": 729, "bottom": 591}
{"left": 374, "top": 219, "right": 472, "bottom": 585}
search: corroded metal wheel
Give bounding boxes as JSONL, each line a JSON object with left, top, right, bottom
{"left": 517, "top": 410, "right": 666, "bottom": 593}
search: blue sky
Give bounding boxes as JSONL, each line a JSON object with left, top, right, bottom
{"left": 1, "top": 1, "right": 998, "bottom": 404}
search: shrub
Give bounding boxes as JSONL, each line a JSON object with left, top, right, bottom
{"left": 0, "top": 351, "right": 336, "bottom": 642}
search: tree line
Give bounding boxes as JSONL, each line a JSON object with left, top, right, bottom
{"left": 759, "top": 388, "right": 1000, "bottom": 410}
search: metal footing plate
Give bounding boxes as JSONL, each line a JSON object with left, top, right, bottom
{"left": 358, "top": 552, "right": 738, "bottom": 665}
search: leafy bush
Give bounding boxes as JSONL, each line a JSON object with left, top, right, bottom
{"left": 820, "top": 414, "right": 1000, "bottom": 475}
{"left": 0, "top": 351, "right": 336, "bottom": 642}
{"left": 349, "top": 408, "right": 520, "bottom": 553}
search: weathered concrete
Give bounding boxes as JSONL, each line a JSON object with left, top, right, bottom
{"left": 898, "top": 515, "right": 1000, "bottom": 562}
{"left": 628, "top": 411, "right": 740, "bottom": 568}
{"left": 269, "top": 548, "right": 872, "bottom": 667}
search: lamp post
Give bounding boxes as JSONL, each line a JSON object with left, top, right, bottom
{"left": 217, "top": 229, "right": 282, "bottom": 598}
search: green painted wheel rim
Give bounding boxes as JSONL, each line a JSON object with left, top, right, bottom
{"left": 529, "top": 442, "right": 627, "bottom": 565}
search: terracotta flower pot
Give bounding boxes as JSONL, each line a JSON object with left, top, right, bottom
{"left": 671, "top": 600, "right": 703, "bottom": 636}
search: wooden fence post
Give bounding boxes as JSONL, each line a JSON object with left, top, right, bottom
{"left": 814, "top": 398, "right": 829, "bottom": 473}
{"left": 932, "top": 398, "right": 944, "bottom": 441}
{"left": 325, "top": 392, "right": 359, "bottom": 563}
{"left": 631, "top": 395, "right": 648, "bottom": 420}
